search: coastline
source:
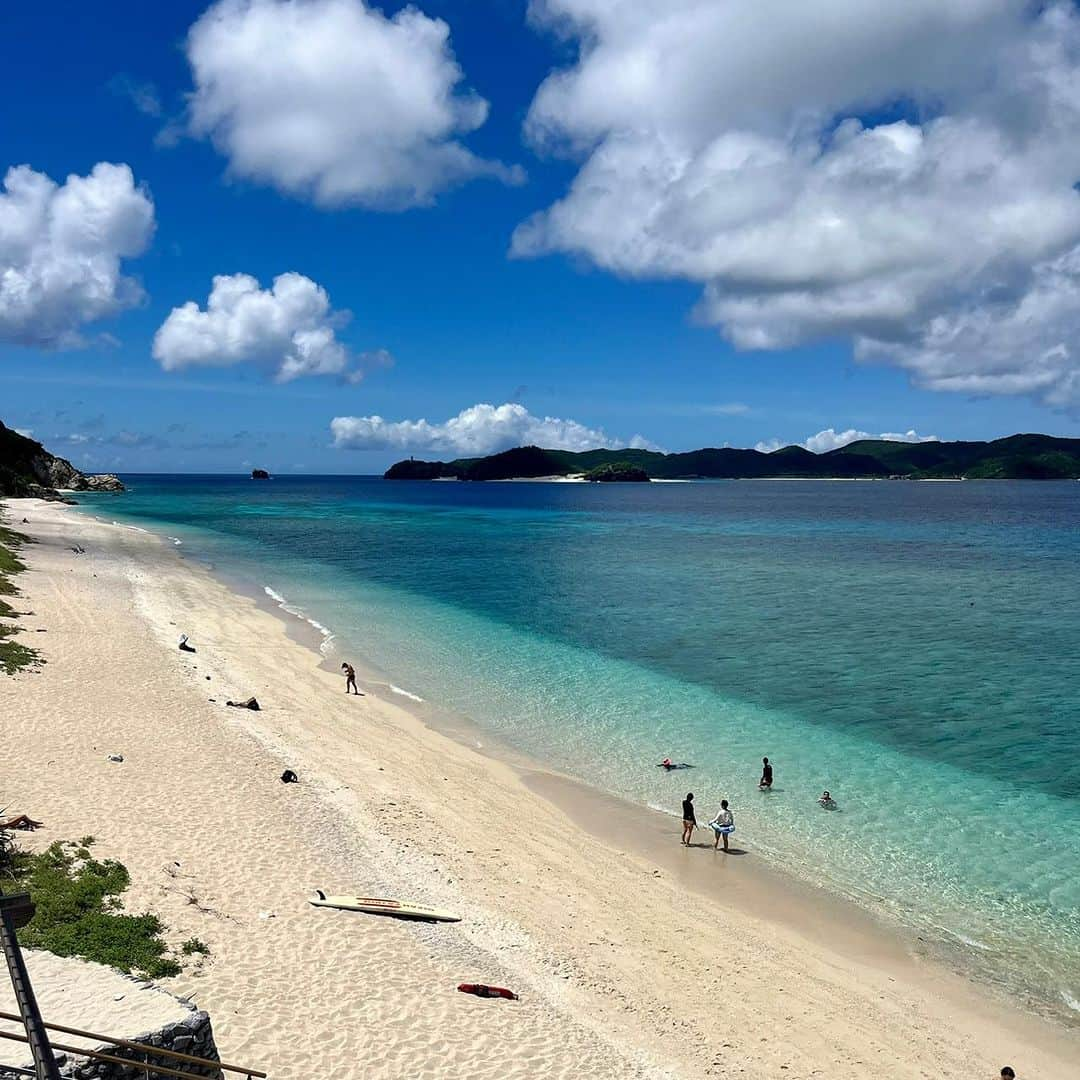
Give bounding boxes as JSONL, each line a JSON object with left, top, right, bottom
{"left": 2, "top": 497, "right": 1077, "bottom": 1079}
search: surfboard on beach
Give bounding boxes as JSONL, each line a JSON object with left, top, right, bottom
{"left": 310, "top": 890, "right": 461, "bottom": 923}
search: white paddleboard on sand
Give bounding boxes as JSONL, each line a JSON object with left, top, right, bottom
{"left": 310, "top": 890, "right": 461, "bottom": 923}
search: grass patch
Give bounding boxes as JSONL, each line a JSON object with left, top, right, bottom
{"left": 181, "top": 937, "right": 210, "bottom": 956}
{"left": 7, "top": 839, "right": 202, "bottom": 979}
{"left": 0, "top": 516, "right": 39, "bottom": 675}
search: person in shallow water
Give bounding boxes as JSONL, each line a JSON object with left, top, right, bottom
{"left": 759, "top": 756, "right": 773, "bottom": 790}
{"left": 681, "top": 793, "right": 696, "bottom": 845}
{"left": 818, "top": 790, "right": 837, "bottom": 809}
{"left": 341, "top": 662, "right": 362, "bottom": 695}
{"left": 709, "top": 799, "right": 735, "bottom": 852}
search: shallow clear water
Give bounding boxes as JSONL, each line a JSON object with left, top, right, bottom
{"left": 82, "top": 476, "right": 1080, "bottom": 1018}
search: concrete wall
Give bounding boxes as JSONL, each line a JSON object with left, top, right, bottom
{"left": 0, "top": 1009, "right": 223, "bottom": 1080}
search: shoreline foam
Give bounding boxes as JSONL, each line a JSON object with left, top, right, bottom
{"left": 2, "top": 497, "right": 1077, "bottom": 1079}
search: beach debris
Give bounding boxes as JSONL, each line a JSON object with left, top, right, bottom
{"left": 226, "top": 696, "right": 261, "bottom": 710}
{"left": 178, "top": 634, "right": 196, "bottom": 653}
{"left": 106, "top": 753, "right": 124, "bottom": 763}
{"left": 457, "top": 983, "right": 519, "bottom": 1001}
{"left": 280, "top": 769, "right": 299, "bottom": 784}
{"left": 70, "top": 545, "right": 85, "bottom": 555}
{"left": 258, "top": 911, "right": 277, "bottom": 920}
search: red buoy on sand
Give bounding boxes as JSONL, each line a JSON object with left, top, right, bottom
{"left": 457, "top": 983, "right": 519, "bottom": 1001}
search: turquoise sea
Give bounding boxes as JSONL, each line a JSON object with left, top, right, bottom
{"left": 82, "top": 476, "right": 1080, "bottom": 1019}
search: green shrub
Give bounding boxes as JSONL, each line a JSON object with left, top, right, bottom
{"left": 13, "top": 840, "right": 182, "bottom": 979}
{"left": 0, "top": 521, "right": 38, "bottom": 675}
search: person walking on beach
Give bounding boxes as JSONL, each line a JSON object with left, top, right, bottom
{"left": 759, "top": 756, "right": 773, "bottom": 790}
{"left": 709, "top": 799, "right": 735, "bottom": 852}
{"left": 681, "top": 793, "right": 696, "bottom": 846}
{"left": 341, "top": 662, "right": 362, "bottom": 695}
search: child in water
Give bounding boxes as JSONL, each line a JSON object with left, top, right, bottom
{"left": 708, "top": 800, "right": 735, "bottom": 851}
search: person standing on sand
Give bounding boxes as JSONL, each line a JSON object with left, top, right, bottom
{"left": 681, "top": 793, "right": 696, "bottom": 845}
{"left": 709, "top": 800, "right": 735, "bottom": 852}
{"left": 759, "top": 756, "right": 773, "bottom": 790}
{"left": 341, "top": 662, "right": 362, "bottom": 695}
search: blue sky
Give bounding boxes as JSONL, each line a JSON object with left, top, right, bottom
{"left": 2, "top": 0, "right": 1079, "bottom": 474}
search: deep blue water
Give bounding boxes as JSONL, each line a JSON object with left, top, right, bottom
{"left": 82, "top": 475, "right": 1080, "bottom": 1017}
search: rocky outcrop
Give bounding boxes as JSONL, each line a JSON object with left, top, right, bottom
{"left": 0, "top": 422, "right": 125, "bottom": 497}
{"left": 251, "top": 468, "right": 270, "bottom": 479}
{"left": 77, "top": 474, "right": 124, "bottom": 492}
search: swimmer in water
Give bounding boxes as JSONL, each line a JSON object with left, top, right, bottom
{"left": 818, "top": 790, "right": 837, "bottom": 809}
{"left": 759, "top": 756, "right": 773, "bottom": 790}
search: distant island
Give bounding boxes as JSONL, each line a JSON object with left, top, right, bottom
{"left": 385, "top": 434, "right": 1080, "bottom": 482}
{"left": 584, "top": 462, "right": 650, "bottom": 482}
{"left": 0, "top": 421, "right": 124, "bottom": 498}
{"left": 251, "top": 468, "right": 270, "bottom": 480}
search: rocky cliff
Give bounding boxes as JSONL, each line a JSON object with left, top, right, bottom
{"left": 0, "top": 422, "right": 124, "bottom": 497}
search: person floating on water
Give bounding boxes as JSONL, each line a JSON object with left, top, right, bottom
{"left": 661, "top": 758, "right": 673, "bottom": 769}
{"left": 759, "top": 756, "right": 773, "bottom": 790}
{"left": 681, "top": 793, "right": 696, "bottom": 846}
{"left": 709, "top": 799, "right": 735, "bottom": 852}
{"left": 818, "top": 790, "right": 837, "bottom": 810}
{"left": 341, "top": 662, "right": 362, "bottom": 696}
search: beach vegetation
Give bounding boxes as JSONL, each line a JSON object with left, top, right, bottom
{"left": 7, "top": 838, "right": 205, "bottom": 979}
{"left": 0, "top": 520, "right": 39, "bottom": 675}
{"left": 181, "top": 937, "right": 210, "bottom": 956}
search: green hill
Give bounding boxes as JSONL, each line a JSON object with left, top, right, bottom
{"left": 385, "top": 434, "right": 1080, "bottom": 482}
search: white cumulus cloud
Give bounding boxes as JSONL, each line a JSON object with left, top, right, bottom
{"left": 0, "top": 162, "right": 155, "bottom": 347}
{"left": 755, "top": 428, "right": 939, "bottom": 454}
{"left": 515, "top": 0, "right": 1080, "bottom": 407}
{"left": 183, "top": 0, "right": 521, "bottom": 208}
{"left": 331, "top": 402, "right": 656, "bottom": 455}
{"left": 153, "top": 271, "right": 371, "bottom": 382}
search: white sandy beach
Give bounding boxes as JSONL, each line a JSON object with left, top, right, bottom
{"left": 1, "top": 498, "right": 1077, "bottom": 1080}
